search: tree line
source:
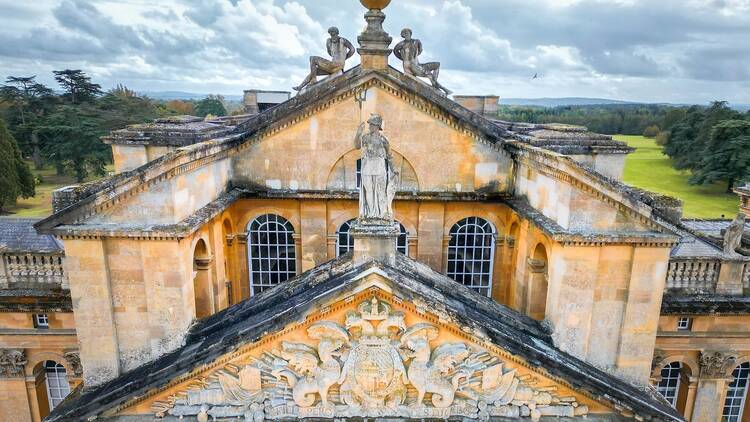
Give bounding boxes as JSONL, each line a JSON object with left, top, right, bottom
{"left": 0, "top": 70, "right": 231, "bottom": 212}
{"left": 496, "top": 103, "right": 673, "bottom": 135}
{"left": 498, "top": 102, "right": 750, "bottom": 193}
{"left": 662, "top": 101, "right": 750, "bottom": 192}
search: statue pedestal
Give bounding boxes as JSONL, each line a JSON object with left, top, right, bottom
{"left": 351, "top": 220, "right": 399, "bottom": 264}
{"left": 357, "top": 8, "right": 392, "bottom": 70}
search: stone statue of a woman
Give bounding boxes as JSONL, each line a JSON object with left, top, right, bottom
{"left": 354, "top": 114, "right": 398, "bottom": 222}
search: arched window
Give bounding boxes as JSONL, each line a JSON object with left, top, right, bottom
{"left": 336, "top": 219, "right": 408, "bottom": 257}
{"left": 247, "top": 214, "right": 296, "bottom": 296}
{"left": 723, "top": 362, "right": 750, "bottom": 421}
{"left": 44, "top": 361, "right": 70, "bottom": 410}
{"left": 656, "top": 362, "right": 682, "bottom": 406}
{"left": 447, "top": 217, "right": 496, "bottom": 297}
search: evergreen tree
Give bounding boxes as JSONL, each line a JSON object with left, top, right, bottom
{"left": 0, "top": 119, "right": 35, "bottom": 212}
{"left": 0, "top": 76, "right": 56, "bottom": 165}
{"left": 689, "top": 119, "right": 750, "bottom": 192}
{"left": 53, "top": 69, "right": 103, "bottom": 104}
{"left": 194, "top": 96, "right": 227, "bottom": 117}
{"left": 39, "top": 104, "right": 110, "bottom": 182}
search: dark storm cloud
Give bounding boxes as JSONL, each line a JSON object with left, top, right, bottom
{"left": 0, "top": 0, "right": 748, "bottom": 102}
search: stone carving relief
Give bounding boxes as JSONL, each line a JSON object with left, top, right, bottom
{"left": 651, "top": 349, "right": 667, "bottom": 373}
{"left": 699, "top": 350, "right": 737, "bottom": 378}
{"left": 154, "top": 298, "right": 589, "bottom": 421}
{"left": 64, "top": 350, "right": 83, "bottom": 376}
{"left": 0, "top": 349, "right": 27, "bottom": 377}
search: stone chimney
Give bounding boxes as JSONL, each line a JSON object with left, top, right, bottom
{"left": 357, "top": 0, "right": 392, "bottom": 70}
{"left": 243, "top": 90, "right": 290, "bottom": 114}
{"left": 453, "top": 95, "right": 499, "bottom": 117}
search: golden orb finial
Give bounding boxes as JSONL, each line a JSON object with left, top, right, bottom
{"left": 360, "top": 0, "right": 391, "bottom": 10}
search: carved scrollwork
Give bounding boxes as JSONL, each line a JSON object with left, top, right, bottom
{"left": 0, "top": 349, "right": 27, "bottom": 378}
{"left": 155, "top": 298, "right": 589, "bottom": 421}
{"left": 699, "top": 350, "right": 737, "bottom": 378}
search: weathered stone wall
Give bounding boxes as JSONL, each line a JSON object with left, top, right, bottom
{"left": 61, "top": 236, "right": 195, "bottom": 386}
{"left": 567, "top": 153, "right": 627, "bottom": 181}
{"left": 514, "top": 158, "right": 651, "bottom": 232}
{"left": 544, "top": 243, "right": 670, "bottom": 385}
{"left": 232, "top": 86, "right": 512, "bottom": 193}
{"left": 87, "top": 156, "right": 233, "bottom": 226}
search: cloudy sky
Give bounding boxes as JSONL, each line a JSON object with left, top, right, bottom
{"left": 1, "top": 0, "right": 749, "bottom": 104}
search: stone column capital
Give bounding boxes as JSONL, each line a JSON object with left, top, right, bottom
{"left": 699, "top": 350, "right": 737, "bottom": 379}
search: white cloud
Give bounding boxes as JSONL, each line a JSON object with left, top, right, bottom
{"left": 0, "top": 0, "right": 747, "bottom": 103}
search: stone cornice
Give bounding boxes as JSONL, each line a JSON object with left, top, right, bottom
{"left": 506, "top": 197, "right": 678, "bottom": 248}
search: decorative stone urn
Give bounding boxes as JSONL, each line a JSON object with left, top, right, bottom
{"left": 360, "top": 0, "right": 391, "bottom": 9}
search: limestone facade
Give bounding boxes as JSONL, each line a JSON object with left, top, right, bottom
{"left": 3, "top": 3, "right": 750, "bottom": 421}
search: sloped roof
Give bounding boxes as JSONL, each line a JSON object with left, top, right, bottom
{"left": 0, "top": 218, "right": 62, "bottom": 253}
{"left": 47, "top": 253, "right": 682, "bottom": 422}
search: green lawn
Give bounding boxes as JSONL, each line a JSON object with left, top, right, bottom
{"left": 2, "top": 163, "right": 113, "bottom": 218}
{"left": 616, "top": 135, "right": 739, "bottom": 219}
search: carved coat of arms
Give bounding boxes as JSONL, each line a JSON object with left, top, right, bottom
{"left": 157, "top": 298, "right": 589, "bottom": 421}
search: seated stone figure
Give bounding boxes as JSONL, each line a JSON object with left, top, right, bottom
{"left": 394, "top": 28, "right": 452, "bottom": 95}
{"left": 293, "top": 27, "right": 355, "bottom": 92}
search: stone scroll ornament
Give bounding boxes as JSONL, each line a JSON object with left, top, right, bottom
{"left": 293, "top": 27, "right": 355, "bottom": 92}
{"left": 155, "top": 298, "right": 589, "bottom": 421}
{"left": 393, "top": 28, "right": 452, "bottom": 96}
{"left": 354, "top": 114, "right": 399, "bottom": 223}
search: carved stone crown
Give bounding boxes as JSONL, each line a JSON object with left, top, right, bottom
{"left": 358, "top": 297, "right": 390, "bottom": 320}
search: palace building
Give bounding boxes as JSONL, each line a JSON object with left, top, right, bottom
{"left": 2, "top": 2, "right": 750, "bottom": 421}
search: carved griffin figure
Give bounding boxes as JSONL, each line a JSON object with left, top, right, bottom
{"left": 400, "top": 323, "right": 474, "bottom": 408}
{"left": 272, "top": 321, "right": 349, "bottom": 407}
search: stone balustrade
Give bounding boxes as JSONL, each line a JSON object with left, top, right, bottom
{"left": 0, "top": 252, "right": 67, "bottom": 289}
{"left": 666, "top": 259, "right": 721, "bottom": 293}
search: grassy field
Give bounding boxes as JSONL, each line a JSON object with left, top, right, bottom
{"left": 616, "top": 135, "right": 739, "bottom": 219}
{"left": 2, "top": 163, "right": 112, "bottom": 218}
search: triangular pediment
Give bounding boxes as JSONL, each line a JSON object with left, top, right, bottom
{"left": 124, "top": 288, "right": 599, "bottom": 420}
{"left": 47, "top": 255, "right": 681, "bottom": 421}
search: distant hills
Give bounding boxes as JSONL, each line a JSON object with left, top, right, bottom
{"left": 498, "top": 97, "right": 750, "bottom": 111}
{"left": 139, "top": 92, "right": 749, "bottom": 112}
{"left": 498, "top": 97, "right": 636, "bottom": 107}
{"left": 140, "top": 91, "right": 243, "bottom": 101}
